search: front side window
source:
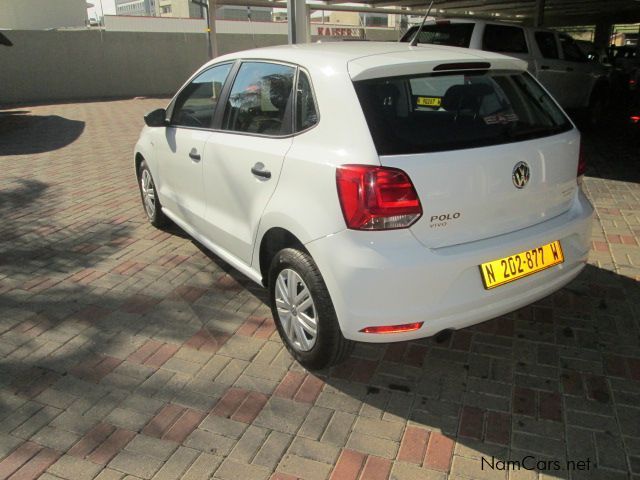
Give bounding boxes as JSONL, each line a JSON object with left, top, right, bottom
{"left": 296, "top": 70, "right": 318, "bottom": 132}
{"left": 171, "top": 63, "right": 232, "bottom": 128}
{"left": 483, "top": 25, "right": 528, "bottom": 54}
{"left": 222, "top": 62, "right": 295, "bottom": 136}
{"left": 354, "top": 70, "right": 571, "bottom": 156}
{"left": 535, "top": 31, "right": 559, "bottom": 59}
{"left": 559, "top": 34, "right": 587, "bottom": 62}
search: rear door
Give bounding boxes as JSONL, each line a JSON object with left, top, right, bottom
{"left": 201, "top": 61, "right": 296, "bottom": 264}
{"left": 353, "top": 69, "right": 578, "bottom": 249}
{"left": 531, "top": 30, "right": 570, "bottom": 107}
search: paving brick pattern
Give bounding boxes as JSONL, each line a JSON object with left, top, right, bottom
{"left": 0, "top": 99, "right": 639, "bottom": 480}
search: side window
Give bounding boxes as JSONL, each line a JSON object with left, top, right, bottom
{"left": 222, "top": 62, "right": 295, "bottom": 136}
{"left": 559, "top": 34, "right": 587, "bottom": 62}
{"left": 171, "top": 63, "right": 232, "bottom": 128}
{"left": 535, "top": 32, "right": 559, "bottom": 59}
{"left": 483, "top": 25, "right": 528, "bottom": 54}
{"left": 296, "top": 70, "right": 318, "bottom": 131}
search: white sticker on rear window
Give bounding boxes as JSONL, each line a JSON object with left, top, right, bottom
{"left": 483, "top": 113, "right": 519, "bottom": 125}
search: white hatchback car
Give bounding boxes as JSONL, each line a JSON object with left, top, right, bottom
{"left": 135, "top": 42, "right": 593, "bottom": 368}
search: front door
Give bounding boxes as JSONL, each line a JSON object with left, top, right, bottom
{"left": 155, "top": 63, "right": 233, "bottom": 228}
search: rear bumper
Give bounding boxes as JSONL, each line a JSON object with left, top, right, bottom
{"left": 305, "top": 189, "right": 594, "bottom": 342}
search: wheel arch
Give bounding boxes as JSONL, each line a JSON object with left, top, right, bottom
{"left": 258, "top": 227, "right": 308, "bottom": 287}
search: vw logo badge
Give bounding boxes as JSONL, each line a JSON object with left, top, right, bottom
{"left": 512, "top": 161, "right": 530, "bottom": 189}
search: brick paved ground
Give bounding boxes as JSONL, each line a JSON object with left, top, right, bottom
{"left": 0, "top": 98, "right": 639, "bottom": 480}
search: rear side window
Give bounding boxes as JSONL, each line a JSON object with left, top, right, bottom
{"left": 483, "top": 25, "right": 528, "bottom": 54}
{"left": 353, "top": 71, "right": 571, "bottom": 156}
{"left": 535, "top": 32, "right": 559, "bottom": 59}
{"left": 408, "top": 23, "right": 474, "bottom": 47}
{"left": 295, "top": 70, "right": 318, "bottom": 131}
{"left": 222, "top": 62, "right": 295, "bottom": 136}
{"left": 559, "top": 34, "right": 587, "bottom": 62}
{"left": 171, "top": 63, "right": 232, "bottom": 128}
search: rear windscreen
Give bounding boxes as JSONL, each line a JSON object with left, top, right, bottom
{"left": 354, "top": 71, "right": 572, "bottom": 155}
{"left": 406, "top": 23, "right": 474, "bottom": 47}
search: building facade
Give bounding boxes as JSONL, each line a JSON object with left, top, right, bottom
{"left": 115, "top": 0, "right": 159, "bottom": 16}
{"left": 0, "top": 0, "right": 87, "bottom": 29}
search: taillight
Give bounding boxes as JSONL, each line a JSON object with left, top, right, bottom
{"left": 577, "top": 142, "right": 586, "bottom": 186}
{"left": 336, "top": 165, "right": 422, "bottom": 230}
{"left": 631, "top": 115, "right": 640, "bottom": 124}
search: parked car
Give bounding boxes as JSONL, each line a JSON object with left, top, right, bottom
{"left": 135, "top": 42, "right": 593, "bottom": 368}
{"left": 401, "top": 19, "right": 611, "bottom": 126}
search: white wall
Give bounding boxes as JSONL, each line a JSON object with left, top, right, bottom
{"left": 104, "top": 15, "right": 207, "bottom": 33}
{"left": 0, "top": 0, "right": 87, "bottom": 30}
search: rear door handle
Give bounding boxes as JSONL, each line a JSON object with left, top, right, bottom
{"left": 251, "top": 162, "right": 271, "bottom": 179}
{"left": 540, "top": 65, "right": 550, "bottom": 70}
{"left": 189, "top": 148, "right": 201, "bottom": 161}
{"left": 566, "top": 67, "right": 574, "bottom": 72}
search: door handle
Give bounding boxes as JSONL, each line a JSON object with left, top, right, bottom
{"left": 540, "top": 65, "right": 550, "bottom": 70}
{"left": 189, "top": 148, "right": 201, "bottom": 161}
{"left": 251, "top": 162, "right": 271, "bottom": 179}
{"left": 566, "top": 67, "right": 574, "bottom": 72}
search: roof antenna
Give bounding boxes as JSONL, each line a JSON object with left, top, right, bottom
{"left": 410, "top": 0, "right": 435, "bottom": 47}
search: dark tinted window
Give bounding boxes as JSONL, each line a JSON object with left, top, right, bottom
{"left": 172, "top": 63, "right": 232, "bottom": 128}
{"left": 483, "top": 25, "right": 528, "bottom": 53}
{"left": 296, "top": 70, "right": 318, "bottom": 131}
{"left": 560, "top": 34, "right": 587, "bottom": 62}
{"left": 535, "top": 32, "right": 559, "bottom": 59}
{"left": 407, "top": 23, "right": 474, "bottom": 47}
{"left": 354, "top": 71, "right": 571, "bottom": 156}
{"left": 222, "top": 62, "right": 295, "bottom": 136}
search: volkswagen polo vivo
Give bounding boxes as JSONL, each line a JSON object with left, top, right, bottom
{"left": 135, "top": 42, "right": 593, "bottom": 368}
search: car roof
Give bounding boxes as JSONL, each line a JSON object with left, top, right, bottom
{"left": 208, "top": 41, "right": 527, "bottom": 80}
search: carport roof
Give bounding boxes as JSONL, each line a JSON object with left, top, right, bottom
{"left": 225, "top": 0, "right": 640, "bottom": 26}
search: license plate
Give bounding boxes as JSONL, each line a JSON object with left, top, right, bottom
{"left": 479, "top": 240, "right": 564, "bottom": 290}
{"left": 416, "top": 96, "right": 442, "bottom": 107}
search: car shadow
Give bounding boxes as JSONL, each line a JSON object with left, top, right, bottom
{"left": 0, "top": 112, "right": 85, "bottom": 155}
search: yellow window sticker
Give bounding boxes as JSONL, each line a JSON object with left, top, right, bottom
{"left": 416, "top": 96, "right": 442, "bottom": 107}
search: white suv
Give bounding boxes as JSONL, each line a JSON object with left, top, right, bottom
{"left": 401, "top": 19, "right": 610, "bottom": 124}
{"left": 135, "top": 42, "right": 593, "bottom": 368}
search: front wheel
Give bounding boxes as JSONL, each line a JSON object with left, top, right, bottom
{"left": 268, "top": 248, "right": 354, "bottom": 369}
{"left": 138, "top": 160, "right": 168, "bottom": 228}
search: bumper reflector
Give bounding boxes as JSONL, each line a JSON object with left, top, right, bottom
{"left": 360, "top": 322, "right": 424, "bottom": 334}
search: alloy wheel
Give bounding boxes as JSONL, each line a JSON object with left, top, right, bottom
{"left": 274, "top": 268, "right": 318, "bottom": 352}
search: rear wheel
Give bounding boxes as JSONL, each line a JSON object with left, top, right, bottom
{"left": 268, "top": 248, "right": 354, "bottom": 369}
{"left": 138, "top": 160, "right": 168, "bottom": 228}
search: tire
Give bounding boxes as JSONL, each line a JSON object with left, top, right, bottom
{"left": 585, "top": 88, "right": 608, "bottom": 130}
{"left": 138, "top": 160, "right": 168, "bottom": 228}
{"left": 268, "top": 248, "right": 354, "bottom": 369}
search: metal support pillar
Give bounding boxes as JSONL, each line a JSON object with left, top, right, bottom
{"left": 288, "top": 0, "right": 310, "bottom": 44}
{"left": 593, "top": 20, "right": 613, "bottom": 50}
{"left": 534, "top": 0, "right": 545, "bottom": 27}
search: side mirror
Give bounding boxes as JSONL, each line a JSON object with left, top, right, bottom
{"left": 144, "top": 108, "right": 168, "bottom": 127}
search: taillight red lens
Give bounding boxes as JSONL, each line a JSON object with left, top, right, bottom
{"left": 336, "top": 165, "right": 422, "bottom": 230}
{"left": 577, "top": 143, "right": 586, "bottom": 178}
{"left": 631, "top": 115, "right": 640, "bottom": 124}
